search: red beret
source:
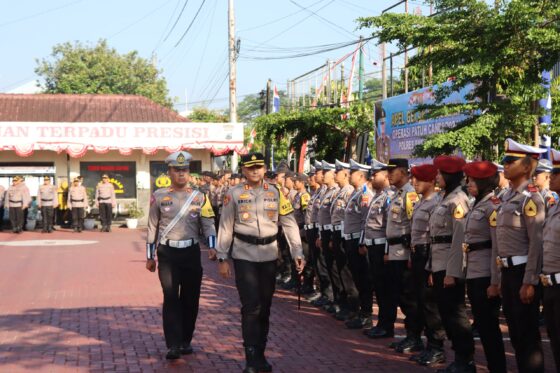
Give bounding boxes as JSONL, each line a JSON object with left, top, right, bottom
{"left": 463, "top": 161, "right": 498, "bottom": 179}
{"left": 433, "top": 155, "right": 466, "bottom": 174}
{"left": 410, "top": 164, "right": 438, "bottom": 182}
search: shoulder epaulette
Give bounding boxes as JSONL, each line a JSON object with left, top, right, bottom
{"left": 527, "top": 184, "right": 538, "bottom": 193}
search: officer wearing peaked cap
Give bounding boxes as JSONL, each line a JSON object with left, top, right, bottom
{"left": 534, "top": 158, "right": 558, "bottom": 212}
{"left": 67, "top": 177, "right": 88, "bottom": 233}
{"left": 542, "top": 148, "right": 560, "bottom": 372}
{"left": 146, "top": 150, "right": 216, "bottom": 360}
{"left": 496, "top": 138, "right": 546, "bottom": 372}
{"left": 493, "top": 162, "right": 510, "bottom": 201}
{"left": 314, "top": 159, "right": 323, "bottom": 171}
{"left": 38, "top": 176, "right": 58, "bottom": 233}
{"left": 335, "top": 159, "right": 349, "bottom": 171}
{"left": 6, "top": 176, "right": 31, "bottom": 233}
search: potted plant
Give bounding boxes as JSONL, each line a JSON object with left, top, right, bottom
{"left": 25, "top": 200, "right": 39, "bottom": 231}
{"left": 125, "top": 201, "right": 144, "bottom": 229}
{"left": 83, "top": 187, "right": 97, "bottom": 230}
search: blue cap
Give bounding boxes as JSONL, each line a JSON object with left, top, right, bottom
{"left": 166, "top": 151, "right": 192, "bottom": 168}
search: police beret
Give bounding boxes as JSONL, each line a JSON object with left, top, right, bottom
{"left": 433, "top": 155, "right": 466, "bottom": 174}
{"left": 552, "top": 148, "right": 560, "bottom": 174}
{"left": 166, "top": 151, "right": 192, "bottom": 168}
{"left": 463, "top": 161, "right": 498, "bottom": 179}
{"left": 383, "top": 158, "right": 409, "bottom": 170}
{"left": 502, "top": 138, "right": 546, "bottom": 163}
{"left": 410, "top": 164, "right": 438, "bottom": 182}
{"left": 535, "top": 159, "right": 552, "bottom": 174}
{"left": 241, "top": 152, "right": 265, "bottom": 167}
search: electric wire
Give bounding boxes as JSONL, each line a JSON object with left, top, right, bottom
{"left": 174, "top": 0, "right": 207, "bottom": 47}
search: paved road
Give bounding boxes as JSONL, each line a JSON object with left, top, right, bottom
{"left": 0, "top": 228, "right": 554, "bottom": 372}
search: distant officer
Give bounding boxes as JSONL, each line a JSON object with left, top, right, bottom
{"left": 541, "top": 148, "right": 560, "bottom": 372}
{"left": 408, "top": 164, "right": 446, "bottom": 366}
{"left": 146, "top": 151, "right": 216, "bottom": 360}
{"left": 0, "top": 182, "right": 5, "bottom": 231}
{"left": 303, "top": 169, "right": 320, "bottom": 296}
{"left": 67, "top": 177, "right": 88, "bottom": 233}
{"left": 215, "top": 152, "right": 304, "bottom": 373}
{"left": 497, "top": 139, "right": 545, "bottom": 372}
{"left": 18, "top": 177, "right": 31, "bottom": 229}
{"left": 5, "top": 176, "right": 31, "bottom": 233}
{"left": 38, "top": 176, "right": 59, "bottom": 233}
{"left": 534, "top": 159, "right": 558, "bottom": 212}
{"left": 431, "top": 155, "right": 475, "bottom": 373}
{"left": 342, "top": 160, "right": 374, "bottom": 329}
{"left": 95, "top": 174, "right": 116, "bottom": 232}
{"left": 463, "top": 161, "right": 506, "bottom": 373}
{"left": 290, "top": 173, "right": 313, "bottom": 292}
{"left": 494, "top": 163, "right": 510, "bottom": 200}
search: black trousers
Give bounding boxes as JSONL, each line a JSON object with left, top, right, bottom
{"left": 0, "top": 205, "right": 4, "bottom": 230}
{"left": 234, "top": 259, "right": 277, "bottom": 348}
{"left": 544, "top": 285, "right": 560, "bottom": 372}
{"left": 344, "top": 238, "right": 371, "bottom": 315}
{"left": 41, "top": 206, "right": 55, "bottom": 231}
{"left": 321, "top": 229, "right": 342, "bottom": 302}
{"left": 99, "top": 203, "right": 112, "bottom": 228}
{"left": 332, "top": 231, "right": 355, "bottom": 308}
{"left": 304, "top": 228, "right": 318, "bottom": 286}
{"left": 432, "top": 271, "right": 474, "bottom": 362}
{"left": 501, "top": 265, "right": 544, "bottom": 373}
{"left": 410, "top": 250, "right": 445, "bottom": 348}
{"left": 386, "top": 259, "right": 422, "bottom": 337}
{"left": 466, "top": 277, "right": 506, "bottom": 373}
{"left": 71, "top": 208, "right": 84, "bottom": 229}
{"left": 157, "top": 244, "right": 202, "bottom": 349}
{"left": 307, "top": 228, "right": 331, "bottom": 298}
{"left": 9, "top": 207, "right": 24, "bottom": 230}
{"left": 367, "top": 244, "right": 391, "bottom": 330}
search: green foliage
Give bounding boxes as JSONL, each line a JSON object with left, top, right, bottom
{"left": 359, "top": 0, "right": 560, "bottom": 159}
{"left": 126, "top": 201, "right": 144, "bottom": 219}
{"left": 187, "top": 107, "right": 228, "bottom": 122}
{"left": 36, "top": 40, "right": 174, "bottom": 108}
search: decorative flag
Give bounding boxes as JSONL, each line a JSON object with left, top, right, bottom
{"left": 273, "top": 85, "right": 280, "bottom": 113}
{"left": 539, "top": 70, "right": 552, "bottom": 159}
{"left": 248, "top": 127, "right": 257, "bottom": 149}
{"left": 298, "top": 140, "right": 307, "bottom": 173}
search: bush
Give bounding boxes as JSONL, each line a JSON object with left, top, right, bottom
{"left": 126, "top": 201, "right": 144, "bottom": 219}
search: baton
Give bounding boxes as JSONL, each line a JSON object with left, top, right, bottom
{"left": 297, "top": 273, "right": 303, "bottom": 311}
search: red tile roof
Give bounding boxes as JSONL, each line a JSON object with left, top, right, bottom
{"left": 0, "top": 94, "right": 188, "bottom": 122}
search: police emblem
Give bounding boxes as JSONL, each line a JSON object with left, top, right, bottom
{"left": 177, "top": 153, "right": 186, "bottom": 165}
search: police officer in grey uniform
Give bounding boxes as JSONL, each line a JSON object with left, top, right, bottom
{"left": 6, "top": 176, "right": 30, "bottom": 233}
{"left": 95, "top": 174, "right": 117, "bottom": 232}
{"left": 496, "top": 139, "right": 545, "bottom": 373}
{"left": 343, "top": 160, "right": 374, "bottom": 329}
{"left": 67, "top": 177, "right": 88, "bottom": 232}
{"left": 38, "top": 176, "right": 58, "bottom": 233}
{"left": 303, "top": 169, "right": 320, "bottom": 296}
{"left": 463, "top": 161, "right": 506, "bottom": 373}
{"left": 146, "top": 151, "right": 216, "bottom": 360}
{"left": 534, "top": 159, "right": 558, "bottom": 212}
{"left": 216, "top": 152, "right": 305, "bottom": 373}
{"left": 541, "top": 147, "right": 560, "bottom": 372}
{"left": 494, "top": 163, "right": 510, "bottom": 201}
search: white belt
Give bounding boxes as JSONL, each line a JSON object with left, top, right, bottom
{"left": 161, "top": 238, "right": 198, "bottom": 249}
{"left": 364, "top": 238, "right": 387, "bottom": 246}
{"left": 541, "top": 273, "right": 560, "bottom": 287}
{"left": 333, "top": 224, "right": 342, "bottom": 231}
{"left": 304, "top": 224, "right": 315, "bottom": 230}
{"left": 343, "top": 232, "right": 361, "bottom": 240}
{"left": 322, "top": 224, "right": 333, "bottom": 231}
{"left": 497, "top": 255, "right": 528, "bottom": 268}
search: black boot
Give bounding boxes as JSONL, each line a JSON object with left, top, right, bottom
{"left": 243, "top": 346, "right": 259, "bottom": 373}
{"left": 256, "top": 345, "right": 272, "bottom": 372}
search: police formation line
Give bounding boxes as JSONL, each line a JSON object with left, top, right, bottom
{"left": 145, "top": 140, "right": 559, "bottom": 373}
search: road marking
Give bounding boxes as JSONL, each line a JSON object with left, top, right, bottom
{"left": 0, "top": 240, "right": 98, "bottom": 246}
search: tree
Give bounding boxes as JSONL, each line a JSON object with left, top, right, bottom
{"left": 36, "top": 40, "right": 174, "bottom": 108}
{"left": 187, "top": 107, "right": 228, "bottom": 122}
{"left": 359, "top": 0, "right": 560, "bottom": 159}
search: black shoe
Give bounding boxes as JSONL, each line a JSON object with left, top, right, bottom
{"left": 311, "top": 296, "right": 330, "bottom": 307}
{"left": 256, "top": 346, "right": 272, "bottom": 372}
{"left": 165, "top": 347, "right": 181, "bottom": 360}
{"left": 345, "top": 315, "right": 372, "bottom": 329}
{"left": 78, "top": 228, "right": 82, "bottom": 233}
{"left": 300, "top": 284, "right": 315, "bottom": 295}
{"left": 366, "top": 326, "right": 394, "bottom": 339}
{"left": 335, "top": 309, "right": 354, "bottom": 321}
{"left": 41, "top": 229, "right": 47, "bottom": 233}
{"left": 100, "top": 226, "right": 105, "bottom": 232}
{"left": 395, "top": 336, "right": 424, "bottom": 353}
{"left": 243, "top": 346, "right": 259, "bottom": 373}
{"left": 410, "top": 349, "right": 429, "bottom": 362}
{"left": 281, "top": 280, "right": 297, "bottom": 290}
{"left": 179, "top": 343, "right": 193, "bottom": 355}
{"left": 73, "top": 227, "right": 79, "bottom": 232}
{"left": 436, "top": 361, "right": 475, "bottom": 373}
{"left": 418, "top": 349, "right": 446, "bottom": 366}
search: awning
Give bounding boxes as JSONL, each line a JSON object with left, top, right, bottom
{"left": 0, "top": 122, "right": 245, "bottom": 158}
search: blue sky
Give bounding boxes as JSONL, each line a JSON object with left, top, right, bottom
{"left": 0, "top": 0, "right": 432, "bottom": 110}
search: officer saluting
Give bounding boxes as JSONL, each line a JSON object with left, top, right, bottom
{"left": 496, "top": 138, "right": 546, "bottom": 372}
{"left": 215, "top": 152, "right": 305, "bottom": 373}
{"left": 146, "top": 151, "right": 216, "bottom": 360}
{"left": 95, "top": 174, "right": 116, "bottom": 232}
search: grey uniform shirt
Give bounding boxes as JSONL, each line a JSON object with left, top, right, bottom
{"left": 386, "top": 182, "right": 418, "bottom": 261}
{"left": 38, "top": 185, "right": 58, "bottom": 207}
{"left": 292, "top": 190, "right": 310, "bottom": 227}
{"left": 429, "top": 186, "right": 470, "bottom": 278}
{"left": 5, "top": 184, "right": 31, "bottom": 208}
{"left": 496, "top": 181, "right": 545, "bottom": 285}
{"left": 411, "top": 193, "right": 439, "bottom": 247}
{"left": 95, "top": 182, "right": 116, "bottom": 205}
{"left": 67, "top": 186, "right": 88, "bottom": 209}
{"left": 304, "top": 188, "right": 318, "bottom": 226}
{"left": 542, "top": 202, "right": 560, "bottom": 274}
{"left": 318, "top": 185, "right": 340, "bottom": 226}
{"left": 343, "top": 183, "right": 374, "bottom": 235}
{"left": 311, "top": 185, "right": 327, "bottom": 225}
{"left": 364, "top": 188, "right": 393, "bottom": 241}
{"left": 147, "top": 187, "right": 216, "bottom": 244}
{"left": 331, "top": 184, "right": 354, "bottom": 225}
{"left": 216, "top": 182, "right": 303, "bottom": 262}
{"left": 464, "top": 192, "right": 500, "bottom": 283}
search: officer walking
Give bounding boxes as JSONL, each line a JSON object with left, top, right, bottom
{"left": 95, "top": 174, "right": 116, "bottom": 232}
{"left": 496, "top": 138, "right": 545, "bottom": 372}
{"left": 215, "top": 152, "right": 304, "bottom": 373}
{"left": 5, "top": 176, "right": 30, "bottom": 233}
{"left": 67, "top": 177, "right": 88, "bottom": 232}
{"left": 146, "top": 151, "right": 216, "bottom": 360}
{"left": 38, "top": 176, "right": 58, "bottom": 233}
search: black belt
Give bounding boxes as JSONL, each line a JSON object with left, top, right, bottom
{"left": 41, "top": 199, "right": 53, "bottom": 202}
{"left": 98, "top": 197, "right": 111, "bottom": 200}
{"left": 71, "top": 199, "right": 84, "bottom": 202}
{"left": 387, "top": 234, "right": 411, "bottom": 246}
{"left": 413, "top": 243, "right": 430, "bottom": 256}
{"left": 431, "top": 235, "right": 453, "bottom": 244}
{"left": 234, "top": 232, "right": 277, "bottom": 245}
{"left": 463, "top": 240, "right": 492, "bottom": 252}
{"left": 9, "top": 200, "right": 22, "bottom": 203}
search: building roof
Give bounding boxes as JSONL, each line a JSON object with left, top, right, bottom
{"left": 0, "top": 94, "right": 188, "bottom": 122}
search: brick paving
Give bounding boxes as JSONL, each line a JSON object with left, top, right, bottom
{"left": 0, "top": 228, "right": 555, "bottom": 372}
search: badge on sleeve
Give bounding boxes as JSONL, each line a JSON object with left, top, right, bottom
{"left": 453, "top": 204, "right": 465, "bottom": 219}
{"left": 524, "top": 199, "right": 538, "bottom": 217}
{"left": 301, "top": 193, "right": 310, "bottom": 209}
{"left": 406, "top": 192, "right": 418, "bottom": 219}
{"left": 488, "top": 210, "right": 497, "bottom": 227}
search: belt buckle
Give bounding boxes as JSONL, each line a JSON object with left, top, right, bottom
{"left": 462, "top": 243, "right": 470, "bottom": 253}
{"left": 540, "top": 274, "right": 551, "bottom": 287}
{"left": 496, "top": 256, "right": 503, "bottom": 269}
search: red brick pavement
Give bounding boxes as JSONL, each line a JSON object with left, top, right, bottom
{"left": 0, "top": 228, "right": 555, "bottom": 372}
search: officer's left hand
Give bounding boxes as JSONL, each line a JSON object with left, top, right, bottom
{"left": 315, "top": 238, "right": 322, "bottom": 249}
{"left": 208, "top": 249, "right": 218, "bottom": 261}
{"left": 443, "top": 275, "right": 456, "bottom": 288}
{"left": 295, "top": 257, "right": 306, "bottom": 273}
{"left": 519, "top": 284, "right": 535, "bottom": 304}
{"left": 358, "top": 245, "right": 367, "bottom": 256}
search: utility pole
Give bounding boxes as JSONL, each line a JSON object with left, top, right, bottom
{"left": 264, "top": 79, "right": 272, "bottom": 167}
{"left": 358, "top": 36, "right": 364, "bottom": 100}
{"left": 326, "top": 59, "right": 331, "bottom": 105}
{"left": 228, "top": 0, "right": 238, "bottom": 171}
{"left": 404, "top": 0, "right": 409, "bottom": 93}
{"left": 381, "top": 43, "right": 387, "bottom": 99}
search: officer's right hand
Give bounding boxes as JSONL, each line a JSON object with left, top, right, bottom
{"left": 358, "top": 245, "right": 368, "bottom": 256}
{"left": 218, "top": 261, "right": 232, "bottom": 279}
{"left": 315, "top": 238, "right": 322, "bottom": 249}
{"left": 487, "top": 284, "right": 500, "bottom": 298}
{"left": 146, "top": 259, "right": 156, "bottom": 272}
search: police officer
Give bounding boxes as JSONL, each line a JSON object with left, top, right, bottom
{"left": 38, "top": 176, "right": 59, "bottom": 233}
{"left": 303, "top": 169, "right": 320, "bottom": 296}
{"left": 463, "top": 161, "right": 506, "bottom": 373}
{"left": 409, "top": 164, "right": 446, "bottom": 366}
{"left": 534, "top": 159, "right": 558, "bottom": 212}
{"left": 541, "top": 147, "right": 560, "bottom": 372}
{"left": 496, "top": 138, "right": 545, "bottom": 372}
{"left": 430, "top": 155, "right": 475, "bottom": 373}
{"left": 67, "top": 177, "right": 88, "bottom": 232}
{"left": 290, "top": 173, "right": 313, "bottom": 293}
{"left": 95, "top": 174, "right": 116, "bottom": 232}
{"left": 146, "top": 151, "right": 216, "bottom": 360}
{"left": 494, "top": 163, "right": 510, "bottom": 200}
{"left": 215, "top": 152, "right": 304, "bottom": 373}
{"left": 6, "top": 176, "right": 30, "bottom": 233}
{"left": 342, "top": 160, "right": 374, "bottom": 329}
